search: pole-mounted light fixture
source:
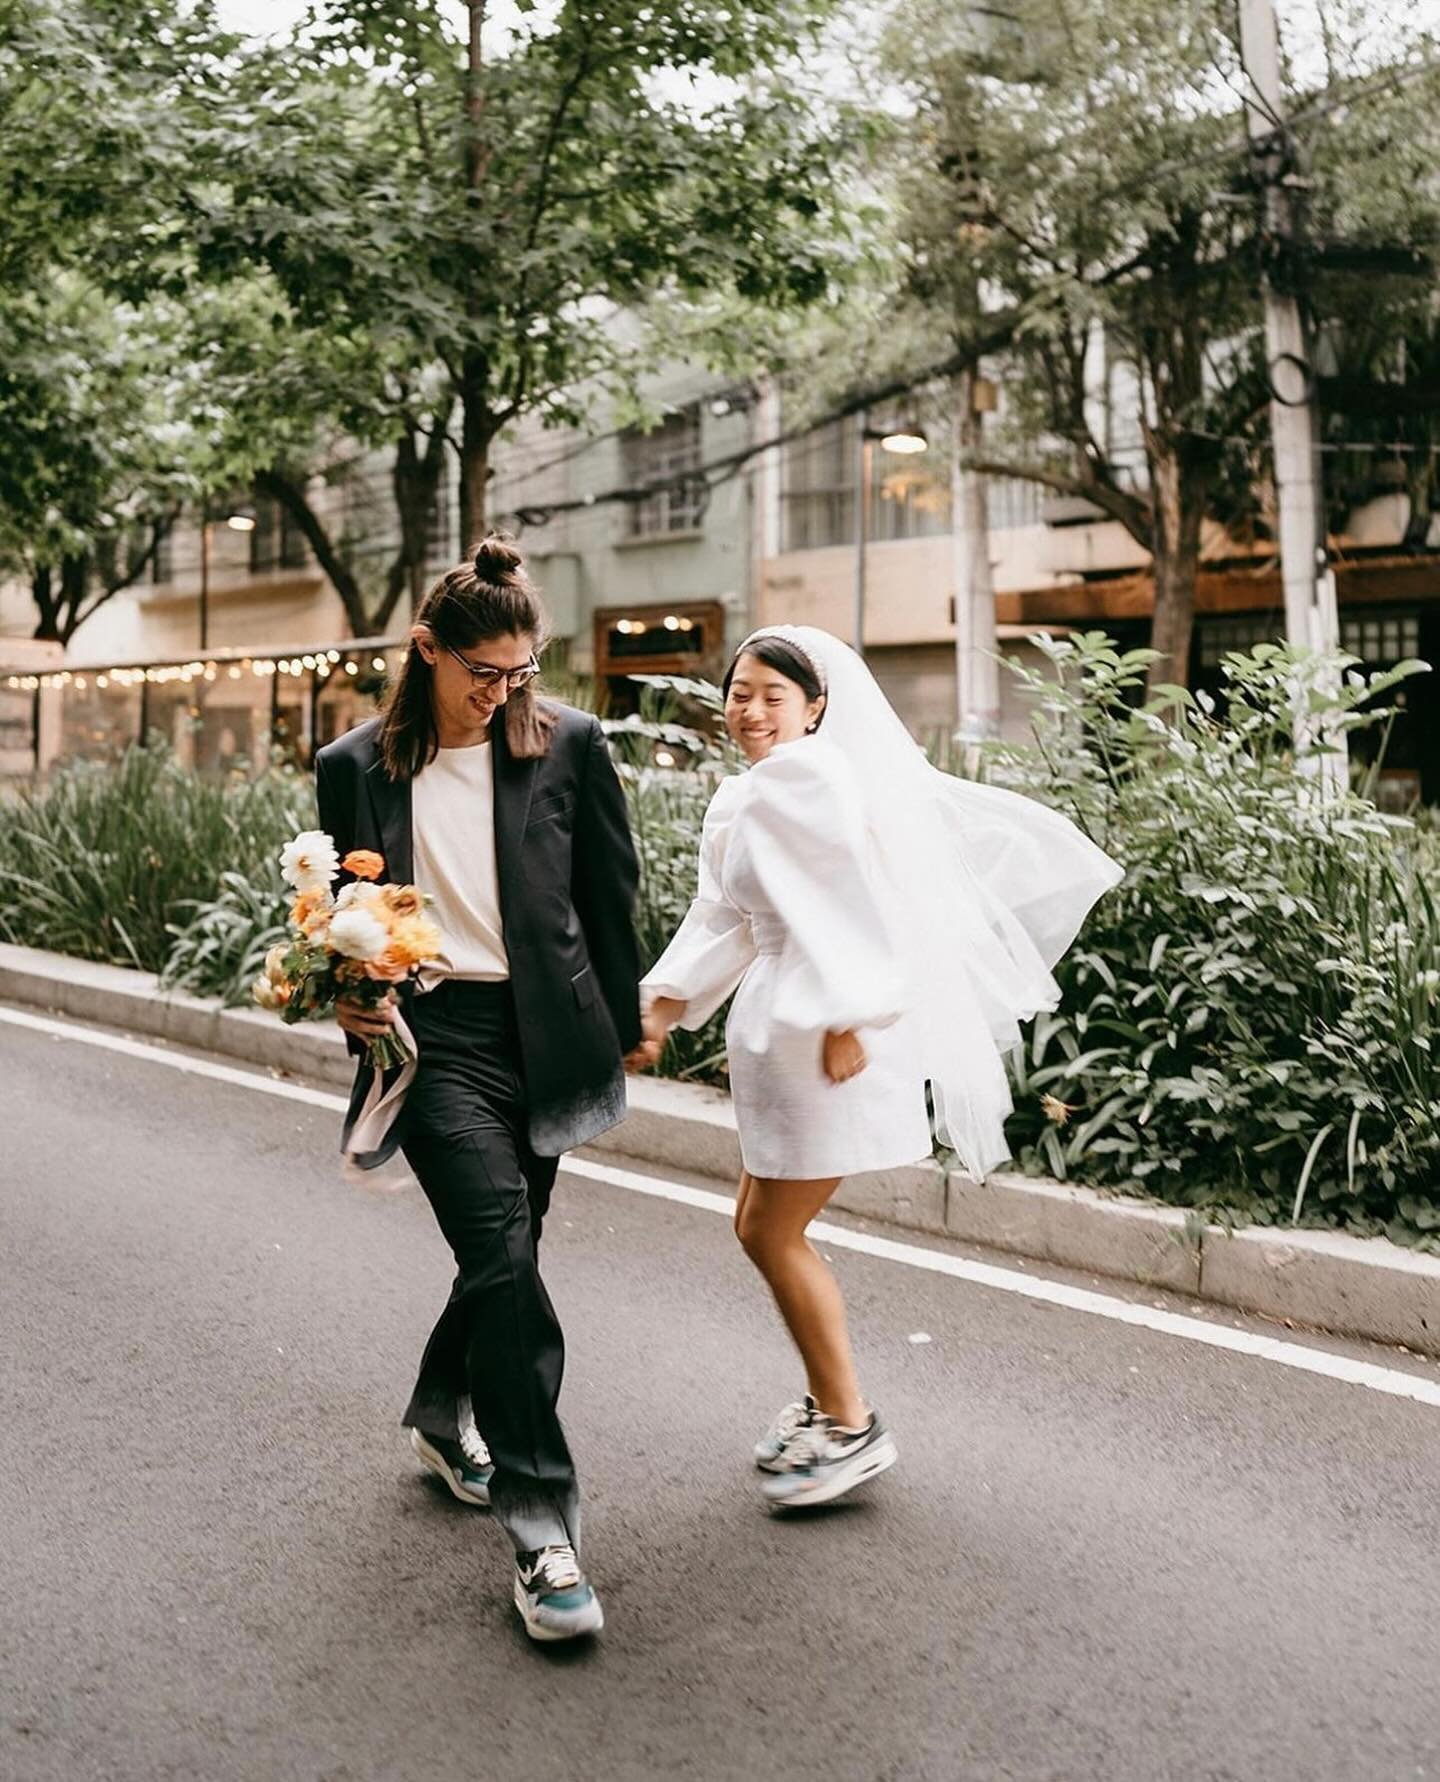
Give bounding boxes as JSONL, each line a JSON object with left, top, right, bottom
{"left": 877, "top": 425, "right": 928, "bottom": 455}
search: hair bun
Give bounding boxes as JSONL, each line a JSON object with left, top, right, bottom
{"left": 473, "top": 533, "right": 524, "bottom": 581}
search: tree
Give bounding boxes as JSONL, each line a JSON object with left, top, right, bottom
{"left": 876, "top": 0, "right": 1440, "bottom": 688}
{"left": 190, "top": 0, "right": 856, "bottom": 631}
{"left": 0, "top": 0, "right": 245, "bottom": 641}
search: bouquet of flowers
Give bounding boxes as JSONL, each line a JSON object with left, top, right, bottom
{"left": 253, "top": 829, "right": 442, "bottom": 1070}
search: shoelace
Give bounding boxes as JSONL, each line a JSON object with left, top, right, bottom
{"left": 765, "top": 1399, "right": 812, "bottom": 1448}
{"left": 529, "top": 1546, "right": 583, "bottom": 1593}
{"left": 775, "top": 1417, "right": 835, "bottom": 1471}
{"left": 459, "top": 1424, "right": 492, "bottom": 1471}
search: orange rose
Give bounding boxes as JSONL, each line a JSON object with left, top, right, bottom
{"left": 363, "top": 950, "right": 412, "bottom": 983}
{"left": 342, "top": 849, "right": 386, "bottom": 881}
{"left": 383, "top": 884, "right": 424, "bottom": 919}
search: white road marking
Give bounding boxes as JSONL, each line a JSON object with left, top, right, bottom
{"left": 7, "top": 1000, "right": 1440, "bottom": 1410}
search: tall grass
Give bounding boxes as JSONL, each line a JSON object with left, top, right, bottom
{"left": 0, "top": 748, "right": 313, "bottom": 972}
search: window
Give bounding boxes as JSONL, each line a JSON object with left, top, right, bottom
{"left": 623, "top": 408, "right": 705, "bottom": 537}
{"left": 781, "top": 419, "right": 1035, "bottom": 552}
{"left": 1196, "top": 616, "right": 1282, "bottom": 669}
{"left": 249, "top": 494, "right": 309, "bottom": 574}
{"left": 1341, "top": 613, "right": 1420, "bottom": 665}
{"left": 781, "top": 420, "right": 855, "bottom": 550}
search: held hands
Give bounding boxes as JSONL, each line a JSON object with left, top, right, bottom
{"left": 625, "top": 996, "right": 685, "bottom": 1072}
{"left": 335, "top": 990, "right": 397, "bottom": 1040}
{"left": 822, "top": 1028, "right": 868, "bottom": 1084}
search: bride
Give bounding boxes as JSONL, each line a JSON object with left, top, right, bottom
{"left": 638, "top": 625, "right": 1121, "bottom": 1510}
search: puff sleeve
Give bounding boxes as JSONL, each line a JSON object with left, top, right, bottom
{"left": 640, "top": 782, "right": 757, "bottom": 1030}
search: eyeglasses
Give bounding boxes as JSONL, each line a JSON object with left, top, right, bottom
{"left": 441, "top": 643, "right": 541, "bottom": 691}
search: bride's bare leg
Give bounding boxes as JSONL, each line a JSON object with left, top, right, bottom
{"left": 735, "top": 1174, "right": 867, "bottom": 1429}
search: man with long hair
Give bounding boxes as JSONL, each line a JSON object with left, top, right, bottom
{"left": 315, "top": 534, "right": 641, "bottom": 1643}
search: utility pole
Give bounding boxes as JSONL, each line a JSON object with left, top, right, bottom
{"left": 1237, "top": 0, "right": 1345, "bottom": 779}
{"left": 951, "top": 367, "right": 1001, "bottom": 745}
{"left": 852, "top": 409, "right": 871, "bottom": 658}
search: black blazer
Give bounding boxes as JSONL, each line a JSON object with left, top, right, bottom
{"left": 314, "top": 704, "right": 642, "bottom": 1159}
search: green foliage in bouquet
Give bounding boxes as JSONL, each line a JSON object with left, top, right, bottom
{"left": 990, "top": 632, "right": 1440, "bottom": 1245}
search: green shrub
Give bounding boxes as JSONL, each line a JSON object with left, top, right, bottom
{"left": 161, "top": 868, "right": 292, "bottom": 1005}
{"left": 992, "top": 632, "right": 1440, "bottom": 1244}
{"left": 0, "top": 746, "right": 313, "bottom": 973}
{"left": 604, "top": 678, "right": 738, "bottom": 1083}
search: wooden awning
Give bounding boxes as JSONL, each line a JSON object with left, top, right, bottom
{"left": 996, "top": 553, "right": 1440, "bottom": 626}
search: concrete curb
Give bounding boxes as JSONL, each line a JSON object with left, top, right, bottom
{"left": 4, "top": 941, "right": 1438, "bottom": 1358}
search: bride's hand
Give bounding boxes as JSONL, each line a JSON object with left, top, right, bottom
{"left": 625, "top": 998, "right": 685, "bottom": 1072}
{"left": 822, "top": 1028, "right": 867, "bottom": 1084}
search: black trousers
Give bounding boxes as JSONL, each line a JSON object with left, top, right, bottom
{"left": 399, "top": 981, "right": 578, "bottom": 1555}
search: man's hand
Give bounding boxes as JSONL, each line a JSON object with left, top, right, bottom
{"left": 822, "top": 1028, "right": 867, "bottom": 1084}
{"left": 336, "top": 991, "right": 397, "bottom": 1040}
{"left": 625, "top": 996, "right": 685, "bottom": 1072}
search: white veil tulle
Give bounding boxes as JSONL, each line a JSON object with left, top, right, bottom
{"left": 741, "top": 625, "right": 1124, "bottom": 1178}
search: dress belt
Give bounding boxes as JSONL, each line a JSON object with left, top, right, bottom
{"left": 750, "top": 914, "right": 786, "bottom": 955}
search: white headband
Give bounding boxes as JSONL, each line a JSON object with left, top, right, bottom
{"left": 740, "top": 629, "right": 828, "bottom": 694}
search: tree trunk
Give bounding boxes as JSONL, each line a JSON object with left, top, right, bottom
{"left": 385, "top": 418, "right": 451, "bottom": 627}
{"left": 459, "top": 353, "right": 491, "bottom": 548}
{"left": 458, "top": 5, "right": 491, "bottom": 550}
{"left": 1146, "top": 438, "right": 1205, "bottom": 690}
{"left": 30, "top": 564, "right": 60, "bottom": 641}
{"left": 256, "top": 468, "right": 373, "bottom": 637}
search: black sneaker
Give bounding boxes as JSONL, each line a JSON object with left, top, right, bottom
{"left": 514, "top": 1545, "right": 604, "bottom": 1642}
{"left": 409, "top": 1427, "right": 493, "bottom": 1508}
{"left": 759, "top": 1411, "right": 898, "bottom": 1510}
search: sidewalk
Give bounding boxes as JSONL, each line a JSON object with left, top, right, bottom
{"left": 4, "top": 939, "right": 1438, "bottom": 1358}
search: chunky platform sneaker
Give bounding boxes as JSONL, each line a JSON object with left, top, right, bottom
{"left": 409, "top": 1427, "right": 493, "bottom": 1508}
{"left": 514, "top": 1545, "right": 604, "bottom": 1643}
{"left": 760, "top": 1411, "right": 897, "bottom": 1510}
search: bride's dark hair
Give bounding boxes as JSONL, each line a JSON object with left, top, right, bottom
{"left": 377, "top": 533, "right": 557, "bottom": 779}
{"left": 722, "top": 637, "right": 826, "bottom": 728}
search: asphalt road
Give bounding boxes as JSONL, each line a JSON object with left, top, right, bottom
{"left": 3, "top": 1012, "right": 1440, "bottom": 1782}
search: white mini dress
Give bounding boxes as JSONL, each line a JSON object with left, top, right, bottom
{"left": 642, "top": 738, "right": 933, "bottom": 1180}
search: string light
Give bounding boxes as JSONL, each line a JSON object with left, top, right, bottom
{"left": 4, "top": 645, "right": 391, "bottom": 694}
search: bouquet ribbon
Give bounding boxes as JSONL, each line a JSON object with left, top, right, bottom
{"left": 342, "top": 1006, "right": 419, "bottom": 1169}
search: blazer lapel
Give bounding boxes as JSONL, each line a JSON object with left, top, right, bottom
{"left": 364, "top": 756, "right": 413, "bottom": 886}
{"left": 492, "top": 718, "right": 537, "bottom": 921}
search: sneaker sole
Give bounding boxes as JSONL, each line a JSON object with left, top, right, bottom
{"left": 409, "top": 1428, "right": 491, "bottom": 1508}
{"left": 763, "top": 1434, "right": 898, "bottom": 1511}
{"left": 513, "top": 1580, "right": 605, "bottom": 1642}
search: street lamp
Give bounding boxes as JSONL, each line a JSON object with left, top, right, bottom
{"left": 853, "top": 415, "right": 929, "bottom": 658}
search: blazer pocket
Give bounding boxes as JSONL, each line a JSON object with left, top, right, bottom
{"left": 527, "top": 791, "right": 574, "bottom": 830}
{"left": 571, "top": 965, "right": 596, "bottom": 1010}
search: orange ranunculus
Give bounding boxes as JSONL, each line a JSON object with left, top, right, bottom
{"left": 342, "top": 849, "right": 386, "bottom": 881}
{"left": 382, "top": 883, "right": 424, "bottom": 919}
{"left": 384, "top": 914, "right": 443, "bottom": 968}
{"left": 291, "top": 888, "right": 333, "bottom": 935}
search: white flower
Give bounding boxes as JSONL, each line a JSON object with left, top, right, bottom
{"left": 327, "top": 906, "right": 390, "bottom": 961}
{"left": 279, "top": 829, "right": 340, "bottom": 894}
{"left": 335, "top": 880, "right": 386, "bottom": 913}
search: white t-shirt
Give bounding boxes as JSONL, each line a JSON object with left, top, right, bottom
{"left": 410, "top": 739, "right": 509, "bottom": 988}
